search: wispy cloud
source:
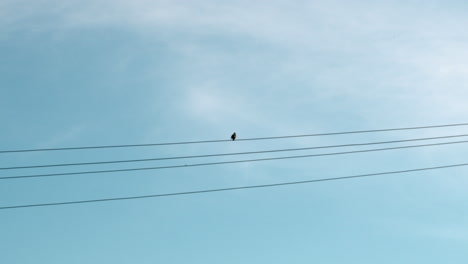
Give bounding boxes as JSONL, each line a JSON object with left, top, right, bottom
{"left": 4, "top": 0, "right": 468, "bottom": 128}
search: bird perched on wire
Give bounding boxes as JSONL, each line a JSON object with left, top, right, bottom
{"left": 231, "top": 132, "right": 237, "bottom": 141}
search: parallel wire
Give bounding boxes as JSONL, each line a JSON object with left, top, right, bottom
{"left": 1, "top": 162, "right": 468, "bottom": 210}
{"left": 2, "top": 133, "right": 468, "bottom": 171}
{"left": 3, "top": 139, "right": 468, "bottom": 180}
{"left": 2, "top": 122, "right": 468, "bottom": 154}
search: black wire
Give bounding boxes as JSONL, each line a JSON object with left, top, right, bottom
{"left": 1, "top": 162, "right": 467, "bottom": 210}
{"left": 2, "top": 122, "right": 468, "bottom": 154}
{"left": 2, "top": 139, "right": 468, "bottom": 180}
{"left": 3, "top": 133, "right": 468, "bottom": 170}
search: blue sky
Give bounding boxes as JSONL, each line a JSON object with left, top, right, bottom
{"left": 2, "top": 0, "right": 468, "bottom": 263}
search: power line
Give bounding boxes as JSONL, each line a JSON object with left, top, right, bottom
{"left": 3, "top": 133, "right": 468, "bottom": 171}
{"left": 1, "top": 162, "right": 467, "bottom": 210}
{"left": 2, "top": 122, "right": 468, "bottom": 154}
{"left": 2, "top": 139, "right": 468, "bottom": 180}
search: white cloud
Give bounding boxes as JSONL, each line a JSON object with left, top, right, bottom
{"left": 3, "top": 0, "right": 468, "bottom": 127}
{"left": 182, "top": 81, "right": 263, "bottom": 126}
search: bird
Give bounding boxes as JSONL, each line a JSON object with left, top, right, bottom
{"left": 231, "top": 132, "right": 237, "bottom": 141}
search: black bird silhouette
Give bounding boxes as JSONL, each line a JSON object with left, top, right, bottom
{"left": 231, "top": 132, "right": 237, "bottom": 141}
